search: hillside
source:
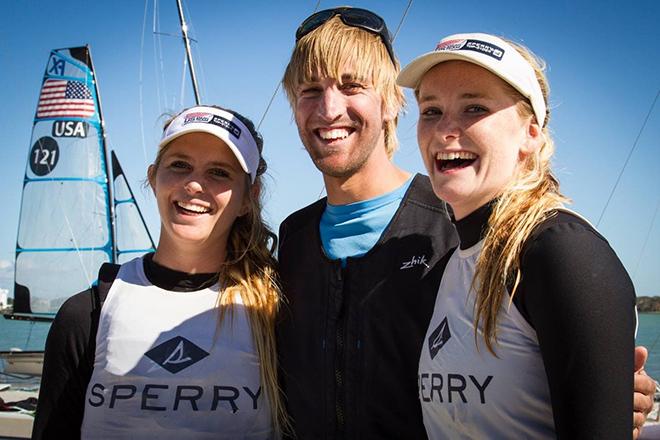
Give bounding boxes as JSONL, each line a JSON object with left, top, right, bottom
{"left": 637, "top": 296, "right": 660, "bottom": 313}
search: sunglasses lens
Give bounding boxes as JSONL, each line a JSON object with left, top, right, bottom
{"left": 296, "top": 10, "right": 335, "bottom": 40}
{"left": 341, "top": 9, "right": 384, "bottom": 33}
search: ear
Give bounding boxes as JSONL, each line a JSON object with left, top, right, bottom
{"left": 239, "top": 183, "right": 260, "bottom": 217}
{"left": 382, "top": 100, "right": 398, "bottom": 124}
{"left": 147, "top": 164, "right": 157, "bottom": 193}
{"left": 519, "top": 119, "right": 544, "bottom": 158}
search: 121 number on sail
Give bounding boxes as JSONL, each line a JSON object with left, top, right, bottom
{"left": 29, "top": 136, "right": 59, "bottom": 176}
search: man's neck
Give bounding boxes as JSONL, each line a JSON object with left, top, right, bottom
{"left": 324, "top": 156, "right": 411, "bottom": 205}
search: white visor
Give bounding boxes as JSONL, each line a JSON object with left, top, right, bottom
{"left": 159, "top": 106, "right": 260, "bottom": 182}
{"left": 397, "top": 33, "right": 546, "bottom": 127}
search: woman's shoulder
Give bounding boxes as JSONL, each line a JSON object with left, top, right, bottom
{"left": 519, "top": 208, "right": 633, "bottom": 301}
{"left": 51, "top": 288, "right": 97, "bottom": 333}
{"left": 522, "top": 209, "right": 609, "bottom": 260}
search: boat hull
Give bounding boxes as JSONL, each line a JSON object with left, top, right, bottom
{"left": 0, "top": 351, "right": 44, "bottom": 377}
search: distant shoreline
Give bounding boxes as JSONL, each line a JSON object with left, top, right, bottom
{"left": 637, "top": 297, "right": 660, "bottom": 313}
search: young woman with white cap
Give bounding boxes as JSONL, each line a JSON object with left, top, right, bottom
{"left": 398, "top": 34, "right": 636, "bottom": 438}
{"left": 33, "top": 106, "right": 287, "bottom": 439}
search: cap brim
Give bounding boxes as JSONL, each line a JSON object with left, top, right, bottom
{"left": 159, "top": 126, "right": 250, "bottom": 176}
{"left": 398, "top": 51, "right": 503, "bottom": 89}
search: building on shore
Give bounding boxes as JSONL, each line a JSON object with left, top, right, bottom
{"left": 0, "top": 288, "right": 8, "bottom": 311}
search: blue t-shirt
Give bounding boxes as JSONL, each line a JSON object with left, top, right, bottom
{"left": 320, "top": 176, "right": 413, "bottom": 265}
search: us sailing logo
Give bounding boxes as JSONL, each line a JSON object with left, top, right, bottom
{"left": 145, "top": 336, "right": 210, "bottom": 374}
{"left": 428, "top": 317, "right": 451, "bottom": 359}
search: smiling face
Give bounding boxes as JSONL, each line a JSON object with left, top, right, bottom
{"left": 416, "top": 61, "right": 543, "bottom": 219}
{"left": 293, "top": 71, "right": 394, "bottom": 179}
{"left": 149, "top": 132, "right": 249, "bottom": 255}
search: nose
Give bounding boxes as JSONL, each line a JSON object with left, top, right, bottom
{"left": 436, "top": 114, "right": 461, "bottom": 143}
{"left": 318, "top": 86, "right": 345, "bottom": 121}
{"left": 184, "top": 178, "right": 203, "bottom": 194}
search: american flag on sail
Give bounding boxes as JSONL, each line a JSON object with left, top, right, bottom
{"left": 36, "top": 79, "right": 95, "bottom": 118}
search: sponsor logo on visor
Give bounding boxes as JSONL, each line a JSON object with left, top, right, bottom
{"left": 209, "top": 115, "right": 241, "bottom": 139}
{"left": 436, "top": 38, "right": 505, "bottom": 60}
{"left": 436, "top": 39, "right": 467, "bottom": 51}
{"left": 184, "top": 112, "right": 214, "bottom": 124}
{"left": 182, "top": 112, "right": 242, "bottom": 139}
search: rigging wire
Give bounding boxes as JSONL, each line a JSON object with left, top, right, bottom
{"left": 25, "top": 321, "right": 35, "bottom": 349}
{"left": 153, "top": 0, "right": 168, "bottom": 113}
{"left": 632, "top": 197, "right": 660, "bottom": 281}
{"left": 257, "top": 0, "right": 322, "bottom": 131}
{"left": 596, "top": 89, "right": 660, "bottom": 227}
{"left": 138, "top": 0, "right": 150, "bottom": 166}
{"left": 179, "top": 52, "right": 188, "bottom": 108}
{"left": 392, "top": 0, "right": 413, "bottom": 43}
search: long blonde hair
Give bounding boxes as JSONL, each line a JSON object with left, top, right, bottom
{"left": 472, "top": 41, "right": 569, "bottom": 354}
{"left": 282, "top": 16, "right": 405, "bottom": 158}
{"left": 152, "top": 107, "right": 289, "bottom": 435}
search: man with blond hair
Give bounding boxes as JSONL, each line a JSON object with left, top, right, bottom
{"left": 276, "top": 7, "right": 655, "bottom": 439}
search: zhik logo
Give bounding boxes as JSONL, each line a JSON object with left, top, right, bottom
{"left": 428, "top": 317, "right": 451, "bottom": 359}
{"left": 145, "top": 336, "right": 210, "bottom": 374}
{"left": 400, "top": 255, "right": 429, "bottom": 270}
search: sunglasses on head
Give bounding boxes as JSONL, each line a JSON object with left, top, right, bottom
{"left": 295, "top": 7, "right": 396, "bottom": 65}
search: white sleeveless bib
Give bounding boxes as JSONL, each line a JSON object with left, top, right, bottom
{"left": 81, "top": 257, "right": 272, "bottom": 439}
{"left": 419, "top": 241, "right": 555, "bottom": 439}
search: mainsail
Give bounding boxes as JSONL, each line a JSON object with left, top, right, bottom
{"left": 11, "top": 46, "right": 155, "bottom": 319}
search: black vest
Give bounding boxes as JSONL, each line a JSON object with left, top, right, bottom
{"left": 277, "top": 174, "right": 458, "bottom": 439}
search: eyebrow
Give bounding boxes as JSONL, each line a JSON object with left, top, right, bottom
{"left": 418, "top": 92, "right": 490, "bottom": 103}
{"left": 303, "top": 73, "right": 368, "bottom": 84}
{"left": 166, "top": 152, "right": 240, "bottom": 169}
{"left": 340, "top": 73, "right": 367, "bottom": 82}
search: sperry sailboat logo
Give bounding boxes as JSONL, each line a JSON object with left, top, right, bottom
{"left": 400, "top": 255, "right": 429, "bottom": 270}
{"left": 163, "top": 341, "right": 192, "bottom": 365}
{"left": 145, "top": 336, "right": 209, "bottom": 374}
{"left": 428, "top": 317, "right": 451, "bottom": 359}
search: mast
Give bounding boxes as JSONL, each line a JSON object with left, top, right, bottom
{"left": 85, "top": 45, "right": 117, "bottom": 263}
{"left": 175, "top": 0, "right": 201, "bottom": 105}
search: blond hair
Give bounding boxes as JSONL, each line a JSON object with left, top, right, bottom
{"left": 282, "top": 16, "right": 405, "bottom": 158}
{"left": 151, "top": 107, "right": 290, "bottom": 435}
{"left": 471, "top": 41, "right": 569, "bottom": 354}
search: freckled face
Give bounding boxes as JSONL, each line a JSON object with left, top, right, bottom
{"left": 416, "top": 61, "right": 541, "bottom": 219}
{"left": 150, "top": 132, "right": 249, "bottom": 250}
{"left": 293, "top": 70, "right": 392, "bottom": 178}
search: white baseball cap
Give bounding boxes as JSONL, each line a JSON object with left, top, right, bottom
{"left": 159, "top": 106, "right": 260, "bottom": 182}
{"left": 397, "top": 33, "right": 546, "bottom": 127}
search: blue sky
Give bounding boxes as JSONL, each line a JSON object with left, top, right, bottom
{"left": 1, "top": 0, "right": 659, "bottom": 296}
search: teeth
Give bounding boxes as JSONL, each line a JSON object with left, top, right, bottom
{"left": 318, "top": 128, "right": 350, "bottom": 140}
{"left": 177, "top": 201, "right": 210, "bottom": 213}
{"left": 436, "top": 151, "right": 477, "bottom": 161}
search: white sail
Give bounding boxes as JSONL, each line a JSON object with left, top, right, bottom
{"left": 12, "top": 46, "right": 154, "bottom": 319}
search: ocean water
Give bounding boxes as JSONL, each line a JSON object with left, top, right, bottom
{"left": 0, "top": 317, "right": 51, "bottom": 352}
{"left": 636, "top": 313, "right": 660, "bottom": 379}
{"left": 1, "top": 313, "right": 660, "bottom": 379}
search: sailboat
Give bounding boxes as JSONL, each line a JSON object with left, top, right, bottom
{"left": 0, "top": 46, "right": 155, "bottom": 438}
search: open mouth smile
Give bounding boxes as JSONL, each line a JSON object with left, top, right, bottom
{"left": 435, "top": 151, "right": 478, "bottom": 172}
{"left": 175, "top": 201, "right": 211, "bottom": 215}
{"left": 316, "top": 127, "right": 355, "bottom": 142}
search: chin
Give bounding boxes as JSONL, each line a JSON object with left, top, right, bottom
{"left": 430, "top": 182, "right": 471, "bottom": 208}
{"left": 168, "top": 224, "right": 213, "bottom": 243}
